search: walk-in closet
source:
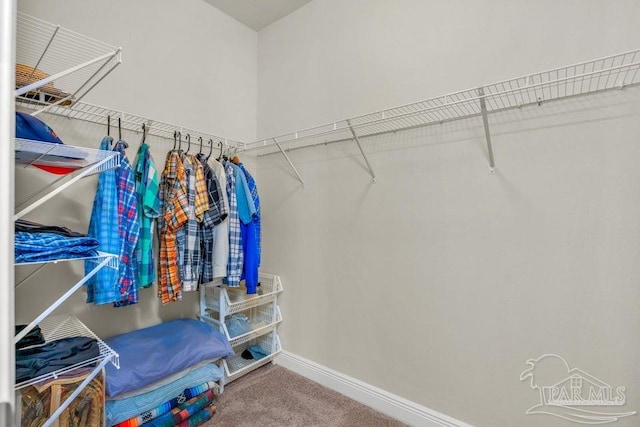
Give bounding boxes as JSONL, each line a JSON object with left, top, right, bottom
{"left": 2, "top": 1, "right": 640, "bottom": 426}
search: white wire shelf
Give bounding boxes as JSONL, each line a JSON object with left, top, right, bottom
{"left": 15, "top": 12, "right": 122, "bottom": 115}
{"left": 204, "top": 273, "right": 283, "bottom": 316}
{"left": 245, "top": 49, "right": 640, "bottom": 156}
{"left": 16, "top": 99, "right": 246, "bottom": 150}
{"left": 15, "top": 250, "right": 119, "bottom": 268}
{"left": 15, "top": 314, "right": 119, "bottom": 391}
{"left": 15, "top": 251, "right": 119, "bottom": 288}
{"left": 201, "top": 304, "right": 282, "bottom": 347}
{"left": 14, "top": 138, "right": 121, "bottom": 220}
{"left": 222, "top": 332, "right": 281, "bottom": 383}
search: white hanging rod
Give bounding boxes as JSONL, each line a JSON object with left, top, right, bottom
{"left": 17, "top": 100, "right": 245, "bottom": 149}
{"left": 244, "top": 48, "right": 640, "bottom": 154}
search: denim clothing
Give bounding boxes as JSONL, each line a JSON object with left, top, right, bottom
{"left": 86, "top": 136, "right": 120, "bottom": 305}
{"left": 15, "top": 231, "right": 99, "bottom": 263}
{"left": 16, "top": 336, "right": 99, "bottom": 382}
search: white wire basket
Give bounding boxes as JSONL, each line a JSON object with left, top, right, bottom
{"left": 222, "top": 332, "right": 282, "bottom": 383}
{"left": 15, "top": 314, "right": 119, "bottom": 390}
{"left": 202, "top": 304, "right": 282, "bottom": 347}
{"left": 204, "top": 273, "right": 283, "bottom": 316}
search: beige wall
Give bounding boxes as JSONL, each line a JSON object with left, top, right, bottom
{"left": 257, "top": 1, "right": 640, "bottom": 426}
{"left": 15, "top": 0, "right": 257, "bottom": 338}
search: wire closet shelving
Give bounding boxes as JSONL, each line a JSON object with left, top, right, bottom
{"left": 243, "top": 49, "right": 640, "bottom": 185}
{"left": 17, "top": 99, "right": 247, "bottom": 151}
{"left": 15, "top": 12, "right": 122, "bottom": 116}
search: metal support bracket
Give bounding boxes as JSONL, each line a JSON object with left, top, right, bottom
{"left": 478, "top": 87, "right": 496, "bottom": 174}
{"left": 347, "top": 120, "right": 376, "bottom": 183}
{"left": 275, "top": 139, "right": 305, "bottom": 188}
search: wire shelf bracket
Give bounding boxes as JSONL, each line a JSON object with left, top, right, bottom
{"left": 347, "top": 119, "right": 377, "bottom": 183}
{"left": 243, "top": 49, "right": 640, "bottom": 181}
{"left": 13, "top": 253, "right": 118, "bottom": 344}
{"left": 478, "top": 87, "right": 496, "bottom": 174}
{"left": 275, "top": 139, "right": 305, "bottom": 188}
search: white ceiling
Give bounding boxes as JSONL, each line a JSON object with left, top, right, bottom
{"left": 204, "top": 0, "right": 312, "bottom": 31}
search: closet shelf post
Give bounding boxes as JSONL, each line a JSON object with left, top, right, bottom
{"left": 275, "top": 139, "right": 305, "bottom": 188}
{"left": 478, "top": 86, "right": 496, "bottom": 174}
{"left": 347, "top": 120, "right": 376, "bottom": 183}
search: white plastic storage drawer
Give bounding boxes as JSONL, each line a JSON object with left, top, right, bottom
{"left": 204, "top": 273, "right": 283, "bottom": 315}
{"left": 202, "top": 304, "right": 282, "bottom": 346}
{"left": 222, "top": 332, "right": 282, "bottom": 383}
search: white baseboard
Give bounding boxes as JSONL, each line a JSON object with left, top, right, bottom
{"left": 275, "top": 351, "right": 475, "bottom": 427}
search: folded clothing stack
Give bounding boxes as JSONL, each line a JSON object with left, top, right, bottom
{"left": 15, "top": 219, "right": 99, "bottom": 263}
{"left": 104, "top": 318, "right": 233, "bottom": 427}
{"left": 16, "top": 335, "right": 99, "bottom": 383}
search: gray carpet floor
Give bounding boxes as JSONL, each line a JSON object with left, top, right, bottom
{"left": 202, "top": 363, "right": 408, "bottom": 426}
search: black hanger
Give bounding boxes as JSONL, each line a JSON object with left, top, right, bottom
{"left": 207, "top": 139, "right": 214, "bottom": 158}
{"left": 176, "top": 131, "right": 182, "bottom": 152}
{"left": 141, "top": 123, "right": 147, "bottom": 143}
{"left": 198, "top": 137, "right": 203, "bottom": 154}
{"left": 185, "top": 134, "right": 191, "bottom": 154}
{"left": 173, "top": 131, "right": 177, "bottom": 150}
{"left": 107, "top": 115, "right": 111, "bottom": 137}
{"left": 118, "top": 117, "right": 122, "bottom": 141}
{"left": 217, "top": 141, "right": 223, "bottom": 161}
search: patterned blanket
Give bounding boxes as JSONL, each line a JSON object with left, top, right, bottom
{"left": 114, "top": 381, "right": 218, "bottom": 427}
{"left": 141, "top": 389, "right": 215, "bottom": 427}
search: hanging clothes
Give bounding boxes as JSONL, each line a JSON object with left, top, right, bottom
{"left": 197, "top": 153, "right": 226, "bottom": 285}
{"left": 238, "top": 162, "right": 261, "bottom": 292}
{"left": 85, "top": 136, "right": 119, "bottom": 305}
{"left": 224, "top": 161, "right": 243, "bottom": 287}
{"left": 210, "top": 158, "right": 229, "bottom": 280}
{"left": 134, "top": 142, "right": 160, "bottom": 289}
{"left": 157, "top": 150, "right": 188, "bottom": 304}
{"left": 112, "top": 140, "right": 140, "bottom": 307}
{"left": 177, "top": 154, "right": 209, "bottom": 291}
{"left": 238, "top": 162, "right": 260, "bottom": 263}
{"left": 227, "top": 161, "right": 257, "bottom": 293}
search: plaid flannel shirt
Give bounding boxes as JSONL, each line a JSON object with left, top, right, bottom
{"left": 196, "top": 154, "right": 226, "bottom": 284}
{"left": 86, "top": 136, "right": 120, "bottom": 305}
{"left": 113, "top": 141, "right": 140, "bottom": 307}
{"left": 177, "top": 155, "right": 209, "bottom": 291}
{"left": 224, "top": 161, "right": 243, "bottom": 287}
{"left": 134, "top": 143, "right": 160, "bottom": 288}
{"left": 158, "top": 151, "right": 188, "bottom": 304}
